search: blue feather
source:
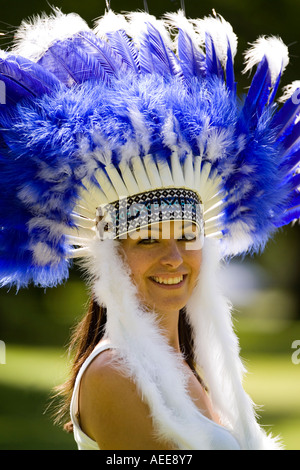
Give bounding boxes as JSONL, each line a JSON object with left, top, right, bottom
{"left": 274, "top": 205, "right": 300, "bottom": 227}
{"left": 279, "top": 148, "right": 300, "bottom": 177}
{"left": 205, "top": 33, "right": 224, "bottom": 79}
{"left": 272, "top": 91, "right": 300, "bottom": 140}
{"left": 289, "top": 172, "right": 300, "bottom": 191}
{"left": 177, "top": 29, "right": 206, "bottom": 79}
{"left": 225, "top": 40, "right": 236, "bottom": 94}
{"left": 73, "top": 31, "right": 126, "bottom": 77}
{"left": 0, "top": 75, "right": 32, "bottom": 105}
{"left": 139, "top": 22, "right": 182, "bottom": 77}
{"left": 242, "top": 56, "right": 271, "bottom": 120}
{"left": 268, "top": 68, "right": 282, "bottom": 105}
{"left": 37, "top": 39, "right": 105, "bottom": 86}
{"left": 287, "top": 192, "right": 300, "bottom": 211}
{"left": 274, "top": 186, "right": 300, "bottom": 227}
{"left": 280, "top": 120, "right": 300, "bottom": 153}
{"left": 37, "top": 32, "right": 124, "bottom": 86}
{"left": 0, "top": 54, "right": 60, "bottom": 103}
{"left": 106, "top": 30, "right": 140, "bottom": 74}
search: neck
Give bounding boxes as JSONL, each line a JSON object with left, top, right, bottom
{"left": 154, "top": 308, "right": 181, "bottom": 353}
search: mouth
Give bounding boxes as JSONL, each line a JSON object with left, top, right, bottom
{"left": 149, "top": 274, "right": 186, "bottom": 287}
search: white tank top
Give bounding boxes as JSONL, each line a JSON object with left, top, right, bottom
{"left": 70, "top": 340, "right": 241, "bottom": 450}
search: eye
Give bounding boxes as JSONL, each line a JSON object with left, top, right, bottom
{"left": 179, "top": 233, "right": 197, "bottom": 241}
{"left": 137, "top": 238, "right": 158, "bottom": 245}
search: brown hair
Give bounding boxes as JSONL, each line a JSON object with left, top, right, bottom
{"left": 53, "top": 298, "right": 201, "bottom": 432}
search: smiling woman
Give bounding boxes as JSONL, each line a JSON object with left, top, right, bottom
{"left": 0, "top": 6, "right": 299, "bottom": 451}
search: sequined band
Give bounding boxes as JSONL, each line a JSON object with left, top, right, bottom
{"left": 96, "top": 188, "right": 203, "bottom": 239}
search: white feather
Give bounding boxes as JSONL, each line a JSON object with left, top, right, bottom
{"left": 31, "top": 241, "right": 61, "bottom": 266}
{"left": 206, "top": 128, "right": 234, "bottom": 162}
{"left": 118, "top": 160, "right": 140, "bottom": 196}
{"left": 128, "top": 105, "right": 151, "bottom": 156}
{"left": 93, "top": 10, "right": 129, "bottom": 38}
{"left": 143, "top": 154, "right": 162, "bottom": 189}
{"left": 243, "top": 36, "right": 289, "bottom": 84}
{"left": 68, "top": 246, "right": 91, "bottom": 258}
{"left": 183, "top": 153, "right": 195, "bottom": 189}
{"left": 0, "top": 49, "right": 8, "bottom": 59}
{"left": 131, "top": 155, "right": 152, "bottom": 192}
{"left": 193, "top": 13, "right": 238, "bottom": 67}
{"left": 79, "top": 178, "right": 109, "bottom": 209}
{"left": 12, "top": 7, "right": 90, "bottom": 61}
{"left": 125, "top": 11, "right": 172, "bottom": 48}
{"left": 171, "top": 150, "right": 185, "bottom": 187}
{"left": 156, "top": 160, "right": 174, "bottom": 188}
{"left": 163, "top": 10, "right": 202, "bottom": 52}
{"left": 105, "top": 164, "right": 129, "bottom": 197}
{"left": 93, "top": 168, "right": 119, "bottom": 202}
{"left": 72, "top": 204, "right": 96, "bottom": 219}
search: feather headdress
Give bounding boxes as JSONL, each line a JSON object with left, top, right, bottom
{"left": 0, "top": 7, "right": 299, "bottom": 290}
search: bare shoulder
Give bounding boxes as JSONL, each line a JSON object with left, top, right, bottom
{"left": 80, "top": 347, "right": 134, "bottom": 419}
{"left": 79, "top": 345, "right": 174, "bottom": 450}
{"left": 81, "top": 347, "right": 126, "bottom": 394}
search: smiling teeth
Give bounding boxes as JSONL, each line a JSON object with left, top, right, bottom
{"left": 152, "top": 276, "right": 183, "bottom": 285}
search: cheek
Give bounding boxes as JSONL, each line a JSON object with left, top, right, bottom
{"left": 121, "top": 248, "right": 149, "bottom": 285}
{"left": 187, "top": 250, "right": 202, "bottom": 279}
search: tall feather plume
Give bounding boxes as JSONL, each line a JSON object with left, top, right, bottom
{"left": 125, "top": 11, "right": 172, "bottom": 49}
{"left": 164, "top": 11, "right": 206, "bottom": 80}
{"left": 94, "top": 10, "right": 140, "bottom": 74}
{"left": 242, "top": 56, "right": 272, "bottom": 120}
{"left": 139, "top": 22, "right": 182, "bottom": 77}
{"left": 164, "top": 9, "right": 202, "bottom": 52}
{"left": 243, "top": 36, "right": 289, "bottom": 85}
{"left": 177, "top": 29, "right": 206, "bottom": 80}
{"left": 105, "top": 30, "right": 140, "bottom": 75}
{"left": 193, "top": 13, "right": 238, "bottom": 69}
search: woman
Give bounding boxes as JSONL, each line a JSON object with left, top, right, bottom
{"left": 65, "top": 219, "right": 243, "bottom": 450}
{"left": 0, "top": 7, "right": 299, "bottom": 450}
{"left": 70, "top": 221, "right": 220, "bottom": 450}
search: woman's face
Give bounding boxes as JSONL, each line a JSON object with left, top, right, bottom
{"left": 119, "top": 220, "right": 202, "bottom": 317}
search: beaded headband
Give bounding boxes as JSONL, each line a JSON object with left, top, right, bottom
{"left": 96, "top": 188, "right": 203, "bottom": 240}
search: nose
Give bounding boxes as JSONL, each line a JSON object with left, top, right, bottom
{"left": 160, "top": 240, "right": 183, "bottom": 269}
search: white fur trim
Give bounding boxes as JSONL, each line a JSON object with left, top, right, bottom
{"left": 186, "top": 239, "right": 283, "bottom": 449}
